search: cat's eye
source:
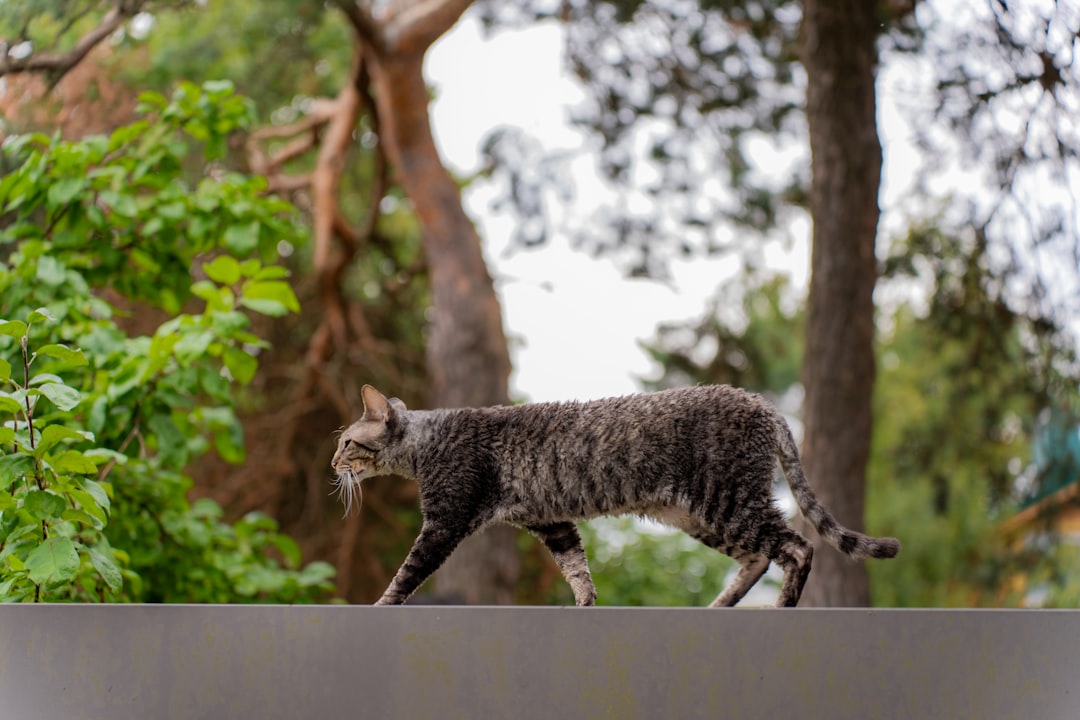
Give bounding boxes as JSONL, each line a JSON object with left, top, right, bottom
{"left": 342, "top": 438, "right": 377, "bottom": 455}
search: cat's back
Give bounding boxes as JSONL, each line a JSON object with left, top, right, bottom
{"left": 478, "top": 385, "right": 779, "bottom": 520}
{"left": 480, "top": 383, "right": 774, "bottom": 451}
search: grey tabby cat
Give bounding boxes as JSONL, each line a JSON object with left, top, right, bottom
{"left": 331, "top": 384, "right": 900, "bottom": 607}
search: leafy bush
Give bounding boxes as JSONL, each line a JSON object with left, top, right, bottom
{"left": 580, "top": 517, "right": 744, "bottom": 607}
{"left": 0, "top": 81, "right": 334, "bottom": 603}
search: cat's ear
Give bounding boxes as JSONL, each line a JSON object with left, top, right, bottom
{"left": 361, "top": 384, "right": 394, "bottom": 423}
{"left": 388, "top": 397, "right": 407, "bottom": 413}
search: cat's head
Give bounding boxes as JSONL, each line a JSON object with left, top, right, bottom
{"left": 331, "top": 385, "right": 407, "bottom": 513}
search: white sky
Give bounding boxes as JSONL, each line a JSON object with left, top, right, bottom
{"left": 426, "top": 16, "right": 812, "bottom": 404}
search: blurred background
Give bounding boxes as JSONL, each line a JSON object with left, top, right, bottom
{"left": 1, "top": 0, "right": 1078, "bottom": 608}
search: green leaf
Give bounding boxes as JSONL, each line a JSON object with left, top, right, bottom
{"left": 27, "top": 307, "right": 57, "bottom": 324}
{"left": 0, "top": 393, "right": 23, "bottom": 414}
{"left": 99, "top": 190, "right": 138, "bottom": 218}
{"left": 270, "top": 533, "right": 302, "bottom": 568}
{"left": 136, "top": 90, "right": 167, "bottom": 111}
{"left": 142, "top": 216, "right": 164, "bottom": 236}
{"left": 0, "top": 320, "right": 28, "bottom": 338}
{"left": 35, "top": 425, "right": 93, "bottom": 457}
{"left": 88, "top": 544, "right": 123, "bottom": 591}
{"left": 0, "top": 453, "right": 35, "bottom": 482}
{"left": 70, "top": 490, "right": 106, "bottom": 527}
{"left": 0, "top": 510, "right": 20, "bottom": 544}
{"left": 241, "top": 280, "right": 300, "bottom": 313}
{"left": 203, "top": 255, "right": 241, "bottom": 285}
{"left": 297, "top": 561, "right": 336, "bottom": 587}
{"left": 47, "top": 178, "right": 88, "bottom": 206}
{"left": 35, "top": 383, "right": 81, "bottom": 411}
{"left": 223, "top": 347, "right": 258, "bottom": 384}
{"left": 78, "top": 478, "right": 111, "bottom": 517}
{"left": 237, "top": 298, "right": 283, "bottom": 317}
{"left": 157, "top": 201, "right": 187, "bottom": 220}
{"left": 253, "top": 265, "right": 290, "bottom": 281}
{"left": 238, "top": 259, "right": 262, "bottom": 277}
{"left": 0, "top": 427, "right": 13, "bottom": 445}
{"left": 0, "top": 358, "right": 10, "bottom": 380}
{"left": 210, "top": 311, "right": 250, "bottom": 334}
{"left": 33, "top": 344, "right": 88, "bottom": 367}
{"left": 82, "top": 448, "right": 125, "bottom": 466}
{"left": 190, "top": 280, "right": 220, "bottom": 305}
{"left": 213, "top": 416, "right": 245, "bottom": 464}
{"left": 174, "top": 330, "right": 213, "bottom": 360}
{"left": 35, "top": 257, "right": 66, "bottom": 286}
{"left": 203, "top": 79, "right": 236, "bottom": 96}
{"left": 88, "top": 396, "right": 108, "bottom": 434}
{"left": 149, "top": 412, "right": 189, "bottom": 469}
{"left": 0, "top": 577, "right": 18, "bottom": 600}
{"left": 25, "top": 536, "right": 80, "bottom": 587}
{"left": 223, "top": 221, "right": 260, "bottom": 254}
{"left": 48, "top": 449, "right": 98, "bottom": 475}
{"left": 23, "top": 490, "right": 68, "bottom": 520}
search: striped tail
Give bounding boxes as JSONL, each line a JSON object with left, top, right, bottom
{"left": 775, "top": 416, "right": 900, "bottom": 560}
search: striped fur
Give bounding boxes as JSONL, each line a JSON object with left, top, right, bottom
{"left": 332, "top": 384, "right": 900, "bottom": 607}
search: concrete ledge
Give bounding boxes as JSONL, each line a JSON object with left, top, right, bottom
{"left": 2, "top": 605, "right": 1078, "bottom": 719}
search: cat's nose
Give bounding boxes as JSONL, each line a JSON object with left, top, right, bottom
{"left": 330, "top": 451, "right": 340, "bottom": 468}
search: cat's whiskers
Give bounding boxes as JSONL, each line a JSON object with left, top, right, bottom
{"left": 331, "top": 468, "right": 363, "bottom": 518}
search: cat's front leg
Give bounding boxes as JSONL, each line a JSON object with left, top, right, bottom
{"left": 375, "top": 520, "right": 472, "bottom": 605}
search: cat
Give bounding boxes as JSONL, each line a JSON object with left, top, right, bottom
{"left": 331, "top": 384, "right": 900, "bottom": 607}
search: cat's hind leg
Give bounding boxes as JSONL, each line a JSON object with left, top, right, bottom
{"left": 683, "top": 526, "right": 769, "bottom": 607}
{"left": 708, "top": 551, "right": 770, "bottom": 607}
{"left": 691, "top": 511, "right": 812, "bottom": 607}
{"left": 764, "top": 530, "right": 813, "bottom": 607}
{"left": 527, "top": 522, "right": 597, "bottom": 606}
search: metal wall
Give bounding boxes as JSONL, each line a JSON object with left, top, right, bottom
{"left": 2, "top": 605, "right": 1078, "bottom": 719}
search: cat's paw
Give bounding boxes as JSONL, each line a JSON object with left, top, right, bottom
{"left": 575, "top": 590, "right": 598, "bottom": 607}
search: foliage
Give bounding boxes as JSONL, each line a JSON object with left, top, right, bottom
{"left": 642, "top": 272, "right": 803, "bottom": 395}
{"left": 137, "top": 0, "right": 354, "bottom": 118}
{"left": 3, "top": 0, "right": 437, "bottom": 604}
{"left": 476, "top": 0, "right": 810, "bottom": 276}
{"left": 580, "top": 517, "right": 742, "bottom": 606}
{"left": 867, "top": 225, "right": 1080, "bottom": 607}
{"left": 896, "top": 0, "right": 1080, "bottom": 329}
{"left": 0, "top": 80, "right": 335, "bottom": 602}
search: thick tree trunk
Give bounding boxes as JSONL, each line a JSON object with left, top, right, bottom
{"left": 365, "top": 32, "right": 519, "bottom": 604}
{"left": 797, "top": 0, "right": 883, "bottom": 606}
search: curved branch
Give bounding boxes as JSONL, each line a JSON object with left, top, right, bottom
{"left": 384, "top": 0, "right": 474, "bottom": 55}
{"left": 0, "top": 2, "right": 144, "bottom": 83}
{"left": 331, "top": 0, "right": 386, "bottom": 53}
{"left": 333, "top": 0, "right": 473, "bottom": 56}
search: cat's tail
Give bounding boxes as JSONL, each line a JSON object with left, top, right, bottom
{"left": 775, "top": 416, "right": 901, "bottom": 560}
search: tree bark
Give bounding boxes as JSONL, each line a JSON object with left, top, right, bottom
{"left": 351, "top": 0, "right": 520, "bottom": 603}
{"left": 797, "top": 0, "right": 883, "bottom": 606}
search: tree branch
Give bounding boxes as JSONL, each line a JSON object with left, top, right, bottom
{"left": 332, "top": 0, "right": 473, "bottom": 56}
{"left": 384, "top": 0, "right": 474, "bottom": 55}
{"left": 246, "top": 99, "right": 341, "bottom": 189}
{"left": 331, "top": 0, "right": 386, "bottom": 53}
{"left": 0, "top": 2, "right": 144, "bottom": 83}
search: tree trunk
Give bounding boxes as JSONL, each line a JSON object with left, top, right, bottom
{"left": 364, "top": 23, "right": 520, "bottom": 604}
{"left": 797, "top": 0, "right": 883, "bottom": 606}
